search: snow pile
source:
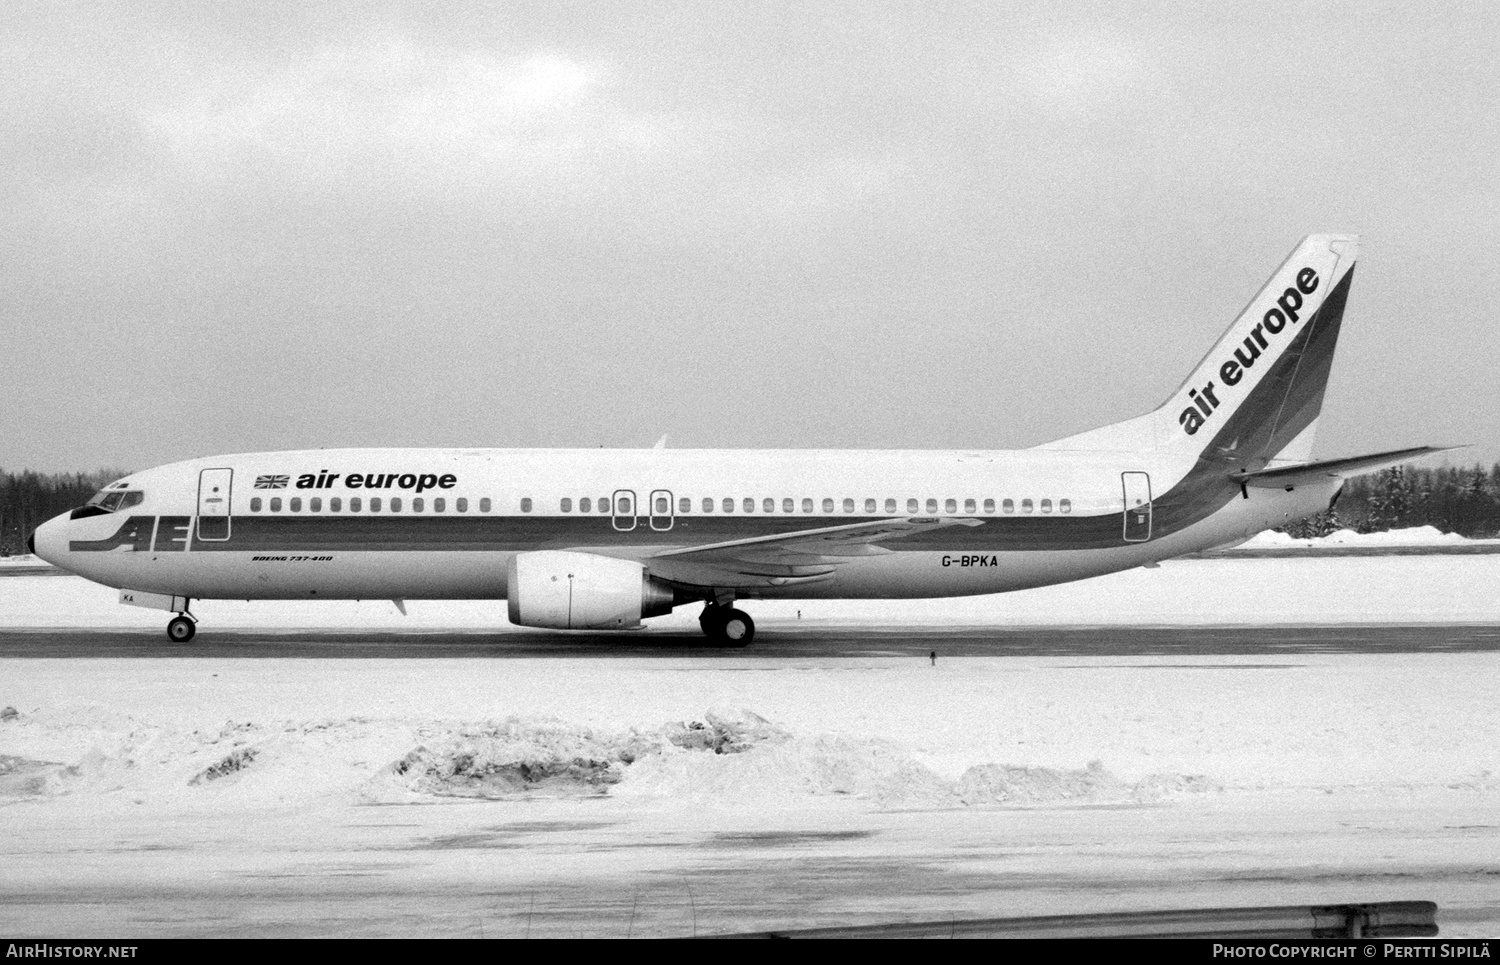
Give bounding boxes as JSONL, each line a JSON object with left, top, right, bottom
{"left": 1241, "top": 525, "right": 1470, "bottom": 549}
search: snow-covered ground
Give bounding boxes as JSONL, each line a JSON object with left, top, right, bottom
{"left": 2, "top": 556, "right": 1499, "bottom": 937}
{"left": 1237, "top": 524, "right": 1483, "bottom": 549}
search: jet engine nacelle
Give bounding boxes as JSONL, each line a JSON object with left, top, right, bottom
{"left": 506, "top": 550, "right": 675, "bottom": 630}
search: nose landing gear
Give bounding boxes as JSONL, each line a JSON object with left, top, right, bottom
{"left": 167, "top": 612, "right": 196, "bottom": 643}
{"left": 699, "top": 603, "right": 754, "bottom": 647}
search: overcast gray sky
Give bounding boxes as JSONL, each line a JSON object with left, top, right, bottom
{"left": 5, "top": 1, "right": 1497, "bottom": 472}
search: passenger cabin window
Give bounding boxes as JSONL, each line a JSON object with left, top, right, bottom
{"left": 520, "top": 498, "right": 532, "bottom": 513}
{"left": 964, "top": 498, "right": 976, "bottom": 513}
{"left": 481, "top": 498, "right": 492, "bottom": 513}
{"left": 1041, "top": 498, "right": 1052, "bottom": 513}
{"left": 331, "top": 497, "right": 342, "bottom": 512}
{"left": 984, "top": 498, "right": 995, "bottom": 513}
{"left": 656, "top": 496, "right": 670, "bottom": 513}
{"left": 744, "top": 498, "right": 755, "bottom": 513}
{"left": 885, "top": 498, "right": 897, "bottom": 513}
{"left": 680, "top": 497, "right": 691, "bottom": 514}
{"left": 907, "top": 498, "right": 918, "bottom": 513}
{"left": 723, "top": 498, "right": 734, "bottom": 513}
{"left": 290, "top": 497, "right": 302, "bottom": 512}
{"left": 390, "top": 497, "right": 401, "bottom": 512}
{"left": 822, "top": 498, "right": 834, "bottom": 513}
{"left": 761, "top": 498, "right": 772, "bottom": 513}
{"left": 434, "top": 498, "right": 445, "bottom": 512}
{"left": 370, "top": 497, "right": 381, "bottom": 512}
{"left": 1060, "top": 498, "right": 1072, "bottom": 513}
{"left": 270, "top": 497, "right": 282, "bottom": 512}
{"left": 702, "top": 498, "right": 714, "bottom": 513}
{"left": 1021, "top": 498, "right": 1033, "bottom": 513}
{"left": 579, "top": 497, "right": 590, "bottom": 513}
{"left": 250, "top": 497, "right": 262, "bottom": 512}
{"left": 926, "top": 498, "right": 938, "bottom": 513}
{"left": 944, "top": 498, "right": 956, "bottom": 513}
{"left": 457, "top": 498, "right": 468, "bottom": 512}
{"left": 599, "top": 497, "right": 610, "bottom": 513}
{"left": 1003, "top": 498, "right": 1014, "bottom": 513}
{"left": 782, "top": 498, "right": 793, "bottom": 513}
{"left": 413, "top": 497, "right": 423, "bottom": 512}
{"left": 864, "top": 498, "right": 876, "bottom": 513}
{"left": 311, "top": 497, "right": 322, "bottom": 512}
{"left": 803, "top": 498, "right": 814, "bottom": 513}
{"left": 844, "top": 498, "right": 855, "bottom": 513}
{"left": 350, "top": 497, "right": 361, "bottom": 512}
{"left": 560, "top": 498, "right": 572, "bottom": 512}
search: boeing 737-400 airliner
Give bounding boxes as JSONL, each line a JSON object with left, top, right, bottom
{"left": 30, "top": 235, "right": 1443, "bottom": 646}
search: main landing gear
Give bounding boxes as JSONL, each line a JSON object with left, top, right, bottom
{"left": 166, "top": 611, "right": 197, "bottom": 643}
{"left": 699, "top": 603, "right": 754, "bottom": 647}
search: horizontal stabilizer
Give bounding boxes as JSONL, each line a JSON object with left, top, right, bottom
{"left": 1229, "top": 446, "right": 1458, "bottom": 489}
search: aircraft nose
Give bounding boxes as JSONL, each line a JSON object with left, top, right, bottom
{"left": 29, "top": 514, "right": 68, "bottom": 567}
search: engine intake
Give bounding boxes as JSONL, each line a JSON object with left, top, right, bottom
{"left": 506, "top": 550, "right": 675, "bottom": 630}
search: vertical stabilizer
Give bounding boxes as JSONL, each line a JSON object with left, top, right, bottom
{"left": 1039, "top": 234, "right": 1358, "bottom": 469}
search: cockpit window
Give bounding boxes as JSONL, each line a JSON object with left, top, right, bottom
{"left": 85, "top": 489, "right": 145, "bottom": 512}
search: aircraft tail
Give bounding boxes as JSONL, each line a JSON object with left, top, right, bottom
{"left": 1039, "top": 234, "right": 1359, "bottom": 470}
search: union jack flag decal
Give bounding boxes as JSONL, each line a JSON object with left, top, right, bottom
{"left": 254, "top": 474, "right": 289, "bottom": 489}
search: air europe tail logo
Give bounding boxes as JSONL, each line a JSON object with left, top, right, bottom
{"left": 1178, "top": 266, "right": 1320, "bottom": 436}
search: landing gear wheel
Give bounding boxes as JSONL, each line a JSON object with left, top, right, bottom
{"left": 719, "top": 609, "right": 754, "bottom": 647}
{"left": 167, "top": 616, "right": 196, "bottom": 643}
{"left": 699, "top": 605, "right": 728, "bottom": 638}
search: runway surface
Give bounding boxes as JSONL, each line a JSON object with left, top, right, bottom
{"left": 3, "top": 622, "right": 1500, "bottom": 657}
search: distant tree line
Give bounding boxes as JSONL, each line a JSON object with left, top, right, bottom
{"left": 0, "top": 468, "right": 129, "bottom": 556}
{"left": 1284, "top": 463, "right": 1500, "bottom": 539}
{"left": 3, "top": 462, "right": 1498, "bottom": 556}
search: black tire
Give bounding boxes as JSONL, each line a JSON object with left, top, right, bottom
{"left": 719, "top": 609, "right": 754, "bottom": 647}
{"left": 699, "top": 605, "right": 727, "bottom": 640}
{"left": 167, "top": 616, "right": 196, "bottom": 643}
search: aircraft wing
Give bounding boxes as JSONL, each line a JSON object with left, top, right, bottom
{"left": 644, "top": 516, "right": 984, "bottom": 589}
{"left": 1229, "top": 445, "right": 1457, "bottom": 489}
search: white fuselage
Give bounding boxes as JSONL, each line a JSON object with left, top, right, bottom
{"left": 31, "top": 446, "right": 1337, "bottom": 604}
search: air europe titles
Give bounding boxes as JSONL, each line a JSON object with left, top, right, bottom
{"left": 1178, "top": 266, "right": 1320, "bottom": 436}
{"left": 292, "top": 471, "right": 458, "bottom": 493}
